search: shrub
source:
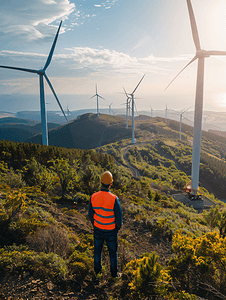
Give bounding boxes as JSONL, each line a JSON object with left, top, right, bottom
{"left": 0, "top": 245, "right": 68, "bottom": 280}
{"left": 168, "top": 230, "right": 226, "bottom": 298}
{"left": 124, "top": 252, "right": 165, "bottom": 298}
{"left": 0, "top": 191, "right": 27, "bottom": 229}
{"left": 21, "top": 158, "right": 54, "bottom": 191}
{"left": 26, "top": 225, "right": 70, "bottom": 258}
{"left": 4, "top": 168, "right": 25, "bottom": 188}
{"left": 69, "top": 250, "right": 93, "bottom": 281}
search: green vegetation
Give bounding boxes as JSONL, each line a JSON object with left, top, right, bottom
{"left": 1, "top": 116, "right": 226, "bottom": 299}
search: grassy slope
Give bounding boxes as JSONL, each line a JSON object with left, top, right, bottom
{"left": 0, "top": 138, "right": 226, "bottom": 298}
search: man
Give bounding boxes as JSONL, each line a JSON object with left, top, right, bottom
{"left": 89, "top": 171, "right": 122, "bottom": 278}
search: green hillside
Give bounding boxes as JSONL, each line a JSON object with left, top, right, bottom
{"left": 0, "top": 117, "right": 38, "bottom": 125}
{"left": 96, "top": 116, "right": 226, "bottom": 199}
{"left": 2, "top": 113, "right": 226, "bottom": 198}
{"left": 26, "top": 113, "right": 132, "bottom": 148}
{"left": 0, "top": 140, "right": 226, "bottom": 299}
{"left": 0, "top": 122, "right": 60, "bottom": 143}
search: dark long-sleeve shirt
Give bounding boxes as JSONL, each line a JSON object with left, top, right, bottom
{"left": 89, "top": 188, "right": 122, "bottom": 231}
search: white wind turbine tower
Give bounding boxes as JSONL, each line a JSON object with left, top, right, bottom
{"left": 150, "top": 106, "right": 154, "bottom": 118}
{"left": 66, "top": 104, "right": 71, "bottom": 120}
{"left": 108, "top": 102, "right": 113, "bottom": 115}
{"left": 179, "top": 107, "right": 190, "bottom": 140}
{"left": 122, "top": 87, "right": 131, "bottom": 128}
{"left": 165, "top": 0, "right": 226, "bottom": 195}
{"left": 127, "top": 74, "right": 145, "bottom": 144}
{"left": 0, "top": 21, "right": 67, "bottom": 146}
{"left": 165, "top": 105, "right": 168, "bottom": 121}
{"left": 90, "top": 84, "right": 105, "bottom": 117}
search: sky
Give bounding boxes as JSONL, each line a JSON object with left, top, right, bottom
{"left": 1, "top": 0, "right": 226, "bottom": 114}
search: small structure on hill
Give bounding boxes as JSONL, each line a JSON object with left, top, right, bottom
{"left": 172, "top": 193, "right": 216, "bottom": 213}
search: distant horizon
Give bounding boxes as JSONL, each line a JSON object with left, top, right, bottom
{"left": 1, "top": 93, "right": 226, "bottom": 114}
{"left": 1, "top": 1, "right": 226, "bottom": 118}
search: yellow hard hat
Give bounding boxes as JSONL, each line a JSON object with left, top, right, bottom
{"left": 101, "top": 171, "right": 113, "bottom": 185}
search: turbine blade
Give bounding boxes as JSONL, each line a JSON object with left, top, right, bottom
{"left": 182, "top": 105, "right": 192, "bottom": 114}
{"left": 0, "top": 65, "right": 38, "bottom": 74}
{"left": 96, "top": 84, "right": 97, "bottom": 94}
{"left": 165, "top": 56, "right": 197, "bottom": 91}
{"left": 183, "top": 116, "right": 192, "bottom": 122}
{"left": 44, "top": 74, "right": 68, "bottom": 122}
{"left": 43, "top": 21, "right": 62, "bottom": 71}
{"left": 90, "top": 95, "right": 96, "bottom": 99}
{"left": 98, "top": 95, "right": 105, "bottom": 100}
{"left": 134, "top": 101, "right": 138, "bottom": 115}
{"left": 132, "top": 74, "right": 145, "bottom": 95}
{"left": 123, "top": 86, "right": 129, "bottom": 97}
{"left": 207, "top": 50, "right": 226, "bottom": 56}
{"left": 187, "top": 0, "right": 201, "bottom": 50}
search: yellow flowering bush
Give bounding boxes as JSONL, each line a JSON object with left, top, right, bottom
{"left": 123, "top": 252, "right": 167, "bottom": 299}
{"left": 168, "top": 230, "right": 226, "bottom": 298}
{"left": 0, "top": 190, "right": 27, "bottom": 227}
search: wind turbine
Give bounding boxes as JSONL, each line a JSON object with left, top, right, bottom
{"left": 150, "top": 106, "right": 154, "bottom": 118}
{"left": 165, "top": 105, "right": 168, "bottom": 121}
{"left": 90, "top": 84, "right": 105, "bottom": 117}
{"left": 0, "top": 21, "right": 67, "bottom": 146}
{"left": 122, "top": 87, "right": 132, "bottom": 128}
{"left": 165, "top": 0, "right": 226, "bottom": 195}
{"left": 108, "top": 102, "right": 113, "bottom": 115}
{"left": 179, "top": 107, "right": 190, "bottom": 140}
{"left": 127, "top": 74, "right": 145, "bottom": 144}
{"left": 66, "top": 104, "right": 71, "bottom": 120}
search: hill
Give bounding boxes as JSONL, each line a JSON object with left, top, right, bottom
{"left": 0, "top": 117, "right": 38, "bottom": 125}
{"left": 26, "top": 113, "right": 132, "bottom": 148}
{"left": 0, "top": 140, "right": 226, "bottom": 299}
{"left": 4, "top": 112, "right": 225, "bottom": 199}
{"left": 0, "top": 122, "right": 60, "bottom": 143}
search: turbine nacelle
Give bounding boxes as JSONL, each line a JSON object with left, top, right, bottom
{"left": 196, "top": 50, "right": 210, "bottom": 58}
{"left": 38, "top": 69, "right": 45, "bottom": 76}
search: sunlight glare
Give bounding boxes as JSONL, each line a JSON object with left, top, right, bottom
{"left": 200, "top": 1, "right": 226, "bottom": 49}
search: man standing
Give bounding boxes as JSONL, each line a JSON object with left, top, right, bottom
{"left": 89, "top": 171, "right": 122, "bottom": 278}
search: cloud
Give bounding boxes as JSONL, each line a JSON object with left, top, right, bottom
{"left": 0, "top": 47, "right": 191, "bottom": 80}
{"left": 0, "top": 0, "right": 75, "bottom": 42}
{"left": 94, "top": 0, "right": 118, "bottom": 10}
{"left": 62, "top": 47, "right": 191, "bottom": 76}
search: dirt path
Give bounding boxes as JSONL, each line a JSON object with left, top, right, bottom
{"left": 119, "top": 134, "right": 155, "bottom": 178}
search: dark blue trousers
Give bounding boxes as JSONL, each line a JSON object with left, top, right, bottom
{"left": 94, "top": 227, "right": 118, "bottom": 277}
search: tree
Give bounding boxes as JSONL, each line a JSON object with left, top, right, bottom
{"left": 202, "top": 206, "right": 221, "bottom": 231}
{"left": 49, "top": 158, "right": 79, "bottom": 197}
{"left": 21, "top": 158, "right": 54, "bottom": 191}
{"left": 0, "top": 191, "right": 27, "bottom": 229}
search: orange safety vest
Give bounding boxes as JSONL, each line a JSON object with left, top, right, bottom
{"left": 91, "top": 191, "right": 116, "bottom": 230}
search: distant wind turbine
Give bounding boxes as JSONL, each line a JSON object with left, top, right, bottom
{"left": 126, "top": 74, "right": 145, "bottom": 144}
{"left": 108, "top": 102, "right": 113, "bottom": 115}
{"left": 122, "top": 87, "right": 131, "bottom": 128}
{"left": 90, "top": 84, "right": 105, "bottom": 117}
{"left": 150, "top": 106, "right": 154, "bottom": 118}
{"left": 179, "top": 107, "right": 190, "bottom": 140}
{"left": 0, "top": 21, "right": 67, "bottom": 146}
{"left": 66, "top": 104, "right": 71, "bottom": 120}
{"left": 165, "top": 0, "right": 226, "bottom": 195}
{"left": 165, "top": 105, "right": 168, "bottom": 120}
{"left": 203, "top": 115, "right": 209, "bottom": 125}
